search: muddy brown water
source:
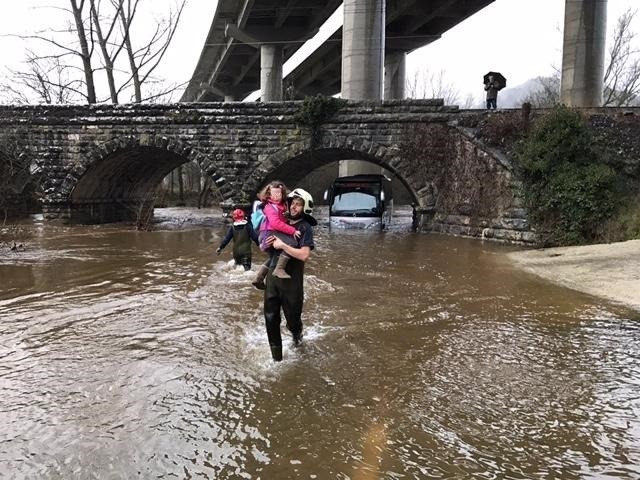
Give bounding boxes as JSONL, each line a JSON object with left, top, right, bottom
{"left": 1, "top": 208, "right": 639, "bottom": 479}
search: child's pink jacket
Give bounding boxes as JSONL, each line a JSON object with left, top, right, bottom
{"left": 261, "top": 200, "right": 297, "bottom": 236}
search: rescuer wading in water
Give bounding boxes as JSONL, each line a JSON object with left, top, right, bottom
{"left": 216, "top": 209, "right": 259, "bottom": 270}
{"left": 263, "top": 188, "right": 316, "bottom": 362}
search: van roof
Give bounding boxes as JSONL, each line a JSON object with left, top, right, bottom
{"left": 334, "top": 174, "right": 389, "bottom": 183}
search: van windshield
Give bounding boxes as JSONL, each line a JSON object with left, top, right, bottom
{"left": 330, "top": 183, "right": 381, "bottom": 216}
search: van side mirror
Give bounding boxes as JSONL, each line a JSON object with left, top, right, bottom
{"left": 323, "top": 190, "right": 328, "bottom": 201}
{"left": 380, "top": 190, "right": 385, "bottom": 201}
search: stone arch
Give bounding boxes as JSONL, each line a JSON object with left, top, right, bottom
{"left": 242, "top": 135, "right": 432, "bottom": 208}
{"left": 60, "top": 135, "right": 230, "bottom": 223}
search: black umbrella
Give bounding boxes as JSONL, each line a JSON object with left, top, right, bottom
{"left": 483, "top": 71, "right": 507, "bottom": 90}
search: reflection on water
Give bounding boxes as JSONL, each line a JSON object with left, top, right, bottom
{"left": 1, "top": 209, "right": 639, "bottom": 479}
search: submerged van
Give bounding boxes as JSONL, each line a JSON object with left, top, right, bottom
{"left": 324, "top": 174, "right": 393, "bottom": 230}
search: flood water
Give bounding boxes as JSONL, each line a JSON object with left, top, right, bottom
{"left": 1, "top": 208, "right": 639, "bottom": 479}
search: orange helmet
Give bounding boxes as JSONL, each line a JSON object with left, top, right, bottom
{"left": 232, "top": 209, "right": 245, "bottom": 221}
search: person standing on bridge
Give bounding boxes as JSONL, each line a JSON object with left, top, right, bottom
{"left": 483, "top": 72, "right": 506, "bottom": 110}
{"left": 484, "top": 74, "right": 499, "bottom": 110}
{"left": 263, "top": 188, "right": 316, "bottom": 362}
{"left": 216, "top": 209, "right": 259, "bottom": 271}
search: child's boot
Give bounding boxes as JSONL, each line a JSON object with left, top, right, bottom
{"left": 272, "top": 255, "right": 291, "bottom": 279}
{"left": 252, "top": 264, "right": 269, "bottom": 290}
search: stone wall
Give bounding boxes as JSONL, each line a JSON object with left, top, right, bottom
{"left": 0, "top": 100, "right": 590, "bottom": 243}
{"left": 398, "top": 121, "right": 532, "bottom": 243}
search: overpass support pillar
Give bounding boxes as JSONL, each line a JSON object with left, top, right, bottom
{"left": 560, "top": 0, "right": 607, "bottom": 107}
{"left": 385, "top": 51, "right": 406, "bottom": 99}
{"left": 342, "top": 0, "right": 385, "bottom": 100}
{"left": 261, "top": 44, "right": 283, "bottom": 101}
{"left": 340, "top": 0, "right": 386, "bottom": 176}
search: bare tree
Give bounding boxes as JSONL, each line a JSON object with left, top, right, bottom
{"left": 603, "top": 8, "right": 640, "bottom": 106}
{"left": 1, "top": 51, "right": 85, "bottom": 104}
{"left": 197, "top": 177, "right": 208, "bottom": 208}
{"left": 3, "top": 0, "right": 187, "bottom": 105}
{"left": 461, "top": 93, "right": 480, "bottom": 109}
{"left": 115, "top": 0, "right": 186, "bottom": 102}
{"left": 523, "top": 71, "right": 561, "bottom": 108}
{"left": 0, "top": 140, "right": 34, "bottom": 226}
{"left": 407, "top": 69, "right": 463, "bottom": 106}
{"left": 89, "top": 0, "right": 125, "bottom": 103}
{"left": 4, "top": 2, "right": 99, "bottom": 103}
{"left": 69, "top": 0, "right": 98, "bottom": 103}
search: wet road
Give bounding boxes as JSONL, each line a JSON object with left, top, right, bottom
{"left": 1, "top": 209, "right": 639, "bottom": 479}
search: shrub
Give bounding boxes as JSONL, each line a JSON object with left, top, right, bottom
{"left": 294, "top": 95, "right": 347, "bottom": 147}
{"left": 599, "top": 197, "right": 640, "bottom": 242}
{"left": 515, "top": 106, "right": 620, "bottom": 246}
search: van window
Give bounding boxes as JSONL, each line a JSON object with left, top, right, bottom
{"left": 330, "top": 184, "right": 380, "bottom": 216}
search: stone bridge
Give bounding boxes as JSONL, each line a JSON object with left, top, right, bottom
{"left": 0, "top": 100, "right": 532, "bottom": 242}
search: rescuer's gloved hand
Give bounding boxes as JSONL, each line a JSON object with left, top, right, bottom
{"left": 216, "top": 247, "right": 222, "bottom": 255}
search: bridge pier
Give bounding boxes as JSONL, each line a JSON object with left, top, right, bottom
{"left": 260, "top": 44, "right": 284, "bottom": 101}
{"left": 342, "top": 0, "right": 385, "bottom": 100}
{"left": 340, "top": 0, "right": 386, "bottom": 176}
{"left": 384, "top": 50, "right": 406, "bottom": 100}
{"left": 560, "top": 0, "right": 608, "bottom": 107}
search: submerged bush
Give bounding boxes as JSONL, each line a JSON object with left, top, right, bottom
{"left": 515, "top": 106, "right": 619, "bottom": 246}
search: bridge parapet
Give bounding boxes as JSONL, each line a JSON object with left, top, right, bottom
{"left": 0, "top": 100, "right": 567, "bottom": 243}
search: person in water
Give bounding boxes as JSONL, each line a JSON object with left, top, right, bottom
{"left": 263, "top": 188, "right": 316, "bottom": 362}
{"left": 216, "top": 208, "right": 259, "bottom": 271}
{"left": 252, "top": 181, "right": 301, "bottom": 288}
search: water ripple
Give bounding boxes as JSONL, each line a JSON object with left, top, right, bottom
{"left": 1, "top": 224, "right": 640, "bottom": 478}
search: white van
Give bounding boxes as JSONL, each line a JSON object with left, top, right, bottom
{"left": 324, "top": 174, "right": 393, "bottom": 230}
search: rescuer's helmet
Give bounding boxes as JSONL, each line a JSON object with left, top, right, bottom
{"left": 287, "top": 188, "right": 314, "bottom": 216}
{"left": 287, "top": 188, "right": 317, "bottom": 226}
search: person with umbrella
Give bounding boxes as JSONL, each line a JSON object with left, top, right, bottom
{"left": 483, "top": 71, "right": 506, "bottom": 109}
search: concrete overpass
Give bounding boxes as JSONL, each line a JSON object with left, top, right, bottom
{"left": 183, "top": 0, "right": 608, "bottom": 107}
{"left": 288, "top": 0, "right": 495, "bottom": 99}
{"left": 182, "top": 0, "right": 496, "bottom": 102}
{"left": 181, "top": 0, "right": 342, "bottom": 102}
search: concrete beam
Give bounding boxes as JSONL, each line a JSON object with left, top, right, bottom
{"left": 233, "top": 51, "right": 261, "bottom": 87}
{"left": 241, "top": 25, "right": 318, "bottom": 42}
{"left": 225, "top": 23, "right": 260, "bottom": 49}
{"left": 560, "top": 0, "right": 607, "bottom": 107}
{"left": 199, "top": 82, "right": 228, "bottom": 98}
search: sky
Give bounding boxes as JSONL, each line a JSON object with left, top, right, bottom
{"left": 0, "top": 0, "right": 638, "bottom": 104}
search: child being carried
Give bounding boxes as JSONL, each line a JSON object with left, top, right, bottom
{"left": 252, "top": 181, "right": 301, "bottom": 289}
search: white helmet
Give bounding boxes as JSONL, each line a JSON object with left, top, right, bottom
{"left": 287, "top": 188, "right": 317, "bottom": 225}
{"left": 287, "top": 188, "right": 314, "bottom": 216}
